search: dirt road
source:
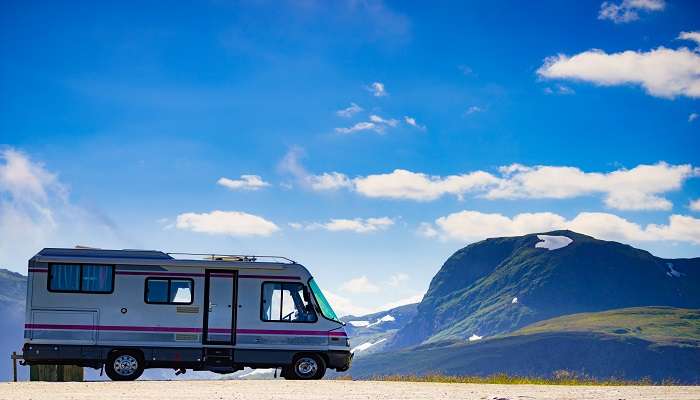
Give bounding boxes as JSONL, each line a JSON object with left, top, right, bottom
{"left": 1, "top": 380, "right": 698, "bottom": 400}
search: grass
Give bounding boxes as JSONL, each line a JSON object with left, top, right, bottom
{"left": 514, "top": 307, "right": 700, "bottom": 347}
{"left": 337, "top": 371, "right": 682, "bottom": 386}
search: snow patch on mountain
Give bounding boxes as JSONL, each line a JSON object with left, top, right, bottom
{"left": 366, "top": 315, "right": 395, "bottom": 328}
{"left": 348, "top": 320, "right": 370, "bottom": 327}
{"left": 535, "top": 235, "right": 573, "bottom": 251}
{"left": 468, "top": 334, "right": 483, "bottom": 341}
{"left": 352, "top": 338, "right": 387, "bottom": 353}
{"left": 666, "top": 263, "right": 684, "bottom": 278}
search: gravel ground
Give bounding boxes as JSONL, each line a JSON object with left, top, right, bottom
{"left": 1, "top": 380, "right": 699, "bottom": 400}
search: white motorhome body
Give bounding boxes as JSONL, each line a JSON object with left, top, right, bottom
{"left": 23, "top": 248, "right": 351, "bottom": 380}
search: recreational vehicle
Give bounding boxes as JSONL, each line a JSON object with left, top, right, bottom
{"left": 22, "top": 248, "right": 352, "bottom": 380}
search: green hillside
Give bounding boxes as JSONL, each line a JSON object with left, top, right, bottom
{"left": 515, "top": 306, "right": 700, "bottom": 347}
{"left": 346, "top": 307, "right": 700, "bottom": 383}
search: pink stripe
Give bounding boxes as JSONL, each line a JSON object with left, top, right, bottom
{"left": 25, "top": 324, "right": 346, "bottom": 337}
{"left": 25, "top": 324, "right": 200, "bottom": 333}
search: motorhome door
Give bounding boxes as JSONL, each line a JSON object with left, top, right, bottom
{"left": 203, "top": 270, "right": 237, "bottom": 345}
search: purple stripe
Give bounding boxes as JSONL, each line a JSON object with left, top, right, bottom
{"left": 25, "top": 324, "right": 346, "bottom": 337}
{"left": 116, "top": 271, "right": 205, "bottom": 277}
{"left": 25, "top": 324, "right": 200, "bottom": 333}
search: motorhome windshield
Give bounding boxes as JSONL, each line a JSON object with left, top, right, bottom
{"left": 309, "top": 278, "right": 340, "bottom": 323}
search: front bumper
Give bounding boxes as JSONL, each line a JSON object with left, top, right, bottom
{"left": 326, "top": 350, "right": 353, "bottom": 372}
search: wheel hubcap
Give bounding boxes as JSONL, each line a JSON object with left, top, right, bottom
{"left": 296, "top": 357, "right": 318, "bottom": 377}
{"left": 113, "top": 354, "right": 138, "bottom": 376}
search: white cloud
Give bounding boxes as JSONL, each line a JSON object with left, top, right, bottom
{"left": 335, "top": 121, "right": 380, "bottom": 134}
{"left": 175, "top": 210, "right": 279, "bottom": 236}
{"left": 307, "top": 172, "right": 352, "bottom": 190}
{"left": 404, "top": 116, "right": 426, "bottom": 130}
{"left": 423, "top": 209, "right": 700, "bottom": 245}
{"left": 690, "top": 199, "right": 700, "bottom": 212}
{"left": 465, "top": 106, "right": 483, "bottom": 115}
{"left": 217, "top": 175, "right": 270, "bottom": 191}
{"left": 598, "top": 0, "right": 665, "bottom": 23}
{"left": 336, "top": 102, "right": 363, "bottom": 118}
{"left": 388, "top": 273, "right": 409, "bottom": 287}
{"left": 336, "top": 115, "right": 398, "bottom": 135}
{"left": 417, "top": 222, "right": 439, "bottom": 238}
{"left": 369, "top": 114, "right": 399, "bottom": 127}
{"left": 292, "top": 159, "right": 697, "bottom": 210}
{"left": 278, "top": 147, "right": 351, "bottom": 191}
{"left": 353, "top": 169, "right": 500, "bottom": 201}
{"left": 458, "top": 65, "right": 474, "bottom": 76}
{"left": 486, "top": 162, "right": 697, "bottom": 211}
{"left": 0, "top": 149, "right": 125, "bottom": 271}
{"left": 340, "top": 275, "right": 380, "bottom": 294}
{"left": 679, "top": 31, "right": 700, "bottom": 47}
{"left": 690, "top": 113, "right": 699, "bottom": 122}
{"left": 538, "top": 36, "right": 700, "bottom": 99}
{"left": 367, "top": 81, "right": 387, "bottom": 97}
{"left": 293, "top": 217, "right": 394, "bottom": 233}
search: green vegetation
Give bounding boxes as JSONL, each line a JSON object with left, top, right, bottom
{"left": 361, "top": 371, "right": 677, "bottom": 386}
{"left": 515, "top": 307, "right": 700, "bottom": 347}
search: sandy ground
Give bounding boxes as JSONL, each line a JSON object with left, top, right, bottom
{"left": 1, "top": 380, "right": 699, "bottom": 400}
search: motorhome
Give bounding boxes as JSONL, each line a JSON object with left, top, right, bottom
{"left": 22, "top": 248, "right": 351, "bottom": 381}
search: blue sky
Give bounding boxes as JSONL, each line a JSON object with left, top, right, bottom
{"left": 1, "top": 0, "right": 699, "bottom": 315}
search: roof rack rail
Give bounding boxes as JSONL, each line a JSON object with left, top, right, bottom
{"left": 167, "top": 253, "right": 296, "bottom": 264}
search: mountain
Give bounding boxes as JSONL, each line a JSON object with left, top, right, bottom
{"left": 391, "top": 231, "right": 700, "bottom": 348}
{"left": 341, "top": 303, "right": 417, "bottom": 357}
{"left": 346, "top": 307, "right": 700, "bottom": 383}
{"left": 0, "top": 268, "right": 27, "bottom": 380}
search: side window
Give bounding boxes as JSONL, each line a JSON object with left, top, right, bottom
{"left": 49, "top": 264, "right": 113, "bottom": 293}
{"left": 261, "top": 282, "right": 317, "bottom": 322}
{"left": 145, "top": 278, "right": 193, "bottom": 304}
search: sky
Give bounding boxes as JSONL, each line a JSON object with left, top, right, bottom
{"left": 1, "top": 0, "right": 699, "bottom": 316}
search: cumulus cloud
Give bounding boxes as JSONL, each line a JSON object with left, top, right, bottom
{"left": 307, "top": 172, "right": 352, "bottom": 190}
{"left": 340, "top": 275, "right": 380, "bottom": 294}
{"left": 217, "top": 175, "right": 270, "bottom": 191}
{"left": 367, "top": 81, "right": 388, "bottom": 97}
{"left": 353, "top": 169, "right": 500, "bottom": 201}
{"left": 690, "top": 113, "right": 699, "bottom": 122}
{"left": 423, "top": 209, "right": 700, "bottom": 245}
{"left": 336, "top": 102, "right": 363, "bottom": 118}
{"left": 291, "top": 217, "right": 394, "bottom": 233}
{"left": 0, "top": 148, "right": 125, "bottom": 271}
{"left": 175, "top": 210, "right": 279, "bottom": 236}
{"left": 404, "top": 116, "right": 426, "bottom": 130}
{"left": 538, "top": 34, "right": 700, "bottom": 99}
{"left": 486, "top": 162, "right": 697, "bottom": 211}
{"left": 598, "top": 0, "right": 665, "bottom": 23}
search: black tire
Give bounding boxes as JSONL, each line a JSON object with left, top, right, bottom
{"left": 284, "top": 354, "right": 326, "bottom": 380}
{"left": 105, "top": 350, "right": 145, "bottom": 381}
